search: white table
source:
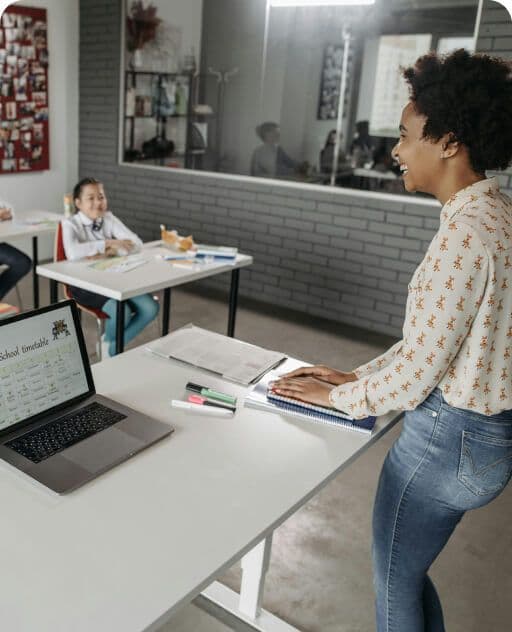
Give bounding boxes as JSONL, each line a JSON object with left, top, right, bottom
{"left": 36, "top": 242, "right": 253, "bottom": 353}
{"left": 353, "top": 167, "right": 398, "bottom": 181}
{"left": 0, "top": 210, "right": 61, "bottom": 308}
{"left": 0, "top": 340, "right": 402, "bottom": 632}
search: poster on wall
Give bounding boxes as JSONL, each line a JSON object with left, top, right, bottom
{"left": 0, "top": 5, "right": 49, "bottom": 174}
{"left": 317, "top": 43, "right": 351, "bottom": 121}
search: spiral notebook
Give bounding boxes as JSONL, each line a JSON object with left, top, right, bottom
{"left": 245, "top": 362, "right": 376, "bottom": 434}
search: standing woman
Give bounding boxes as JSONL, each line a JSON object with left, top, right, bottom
{"left": 272, "top": 49, "right": 512, "bottom": 631}
{"left": 62, "top": 177, "right": 158, "bottom": 357}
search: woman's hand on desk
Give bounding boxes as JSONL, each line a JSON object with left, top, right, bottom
{"left": 270, "top": 376, "right": 334, "bottom": 407}
{"left": 281, "top": 365, "right": 357, "bottom": 386}
{"left": 0, "top": 208, "right": 12, "bottom": 221}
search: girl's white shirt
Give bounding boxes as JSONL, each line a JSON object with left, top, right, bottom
{"left": 61, "top": 210, "right": 143, "bottom": 260}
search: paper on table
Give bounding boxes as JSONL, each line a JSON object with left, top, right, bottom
{"left": 14, "top": 218, "right": 58, "bottom": 227}
{"left": 146, "top": 324, "right": 287, "bottom": 385}
{"left": 88, "top": 255, "right": 148, "bottom": 273}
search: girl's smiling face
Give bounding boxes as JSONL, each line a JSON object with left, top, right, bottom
{"left": 391, "top": 101, "right": 446, "bottom": 196}
{"left": 75, "top": 183, "right": 108, "bottom": 220}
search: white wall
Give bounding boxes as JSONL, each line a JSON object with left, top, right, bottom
{"left": 0, "top": 0, "right": 79, "bottom": 258}
{"left": 153, "top": 0, "right": 203, "bottom": 64}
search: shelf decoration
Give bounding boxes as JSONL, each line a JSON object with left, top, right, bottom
{"left": 0, "top": 5, "right": 49, "bottom": 174}
{"left": 126, "top": 1, "right": 161, "bottom": 68}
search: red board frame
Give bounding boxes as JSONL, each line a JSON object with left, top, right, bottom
{"left": 0, "top": 5, "right": 49, "bottom": 174}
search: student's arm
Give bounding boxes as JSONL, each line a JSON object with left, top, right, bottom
{"left": 329, "top": 224, "right": 488, "bottom": 418}
{"left": 62, "top": 220, "right": 106, "bottom": 261}
{"left": 109, "top": 214, "right": 143, "bottom": 249}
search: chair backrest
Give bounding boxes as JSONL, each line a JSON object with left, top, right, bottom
{"left": 54, "top": 222, "right": 67, "bottom": 262}
{"left": 54, "top": 221, "right": 109, "bottom": 321}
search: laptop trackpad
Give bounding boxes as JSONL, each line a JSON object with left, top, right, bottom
{"left": 62, "top": 427, "right": 145, "bottom": 473}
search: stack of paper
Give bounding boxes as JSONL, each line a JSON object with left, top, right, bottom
{"left": 146, "top": 325, "right": 286, "bottom": 385}
{"left": 194, "top": 245, "right": 238, "bottom": 260}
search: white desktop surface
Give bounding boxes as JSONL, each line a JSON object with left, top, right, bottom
{"left": 0, "top": 343, "right": 401, "bottom": 632}
{"left": 0, "top": 210, "right": 62, "bottom": 239}
{"left": 353, "top": 167, "right": 398, "bottom": 181}
{"left": 36, "top": 242, "right": 253, "bottom": 301}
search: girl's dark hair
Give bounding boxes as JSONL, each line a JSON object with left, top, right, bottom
{"left": 73, "top": 177, "right": 102, "bottom": 204}
{"left": 403, "top": 49, "right": 512, "bottom": 174}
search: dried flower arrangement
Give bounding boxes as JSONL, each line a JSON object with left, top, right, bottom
{"left": 126, "top": 1, "right": 161, "bottom": 52}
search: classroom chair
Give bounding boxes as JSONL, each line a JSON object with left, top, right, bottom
{"left": 54, "top": 222, "right": 109, "bottom": 361}
{"left": 0, "top": 302, "right": 20, "bottom": 320}
{"left": 0, "top": 264, "right": 24, "bottom": 310}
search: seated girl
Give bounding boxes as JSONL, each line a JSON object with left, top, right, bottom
{"left": 62, "top": 177, "right": 158, "bottom": 357}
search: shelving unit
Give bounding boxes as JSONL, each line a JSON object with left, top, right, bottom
{"left": 123, "top": 70, "right": 200, "bottom": 168}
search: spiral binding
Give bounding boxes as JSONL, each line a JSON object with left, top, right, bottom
{"left": 267, "top": 393, "right": 376, "bottom": 433}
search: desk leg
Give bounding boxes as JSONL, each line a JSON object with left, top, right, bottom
{"left": 200, "top": 535, "right": 301, "bottom": 631}
{"left": 162, "top": 288, "right": 171, "bottom": 336}
{"left": 115, "top": 300, "right": 125, "bottom": 354}
{"left": 227, "top": 268, "right": 240, "bottom": 338}
{"left": 50, "top": 280, "right": 58, "bottom": 305}
{"left": 32, "top": 236, "right": 39, "bottom": 309}
{"left": 239, "top": 535, "right": 272, "bottom": 619}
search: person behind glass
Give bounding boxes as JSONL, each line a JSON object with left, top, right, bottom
{"left": 62, "top": 177, "right": 158, "bottom": 357}
{"left": 350, "top": 119, "right": 375, "bottom": 167}
{"left": 271, "top": 50, "right": 512, "bottom": 631}
{"left": 319, "top": 129, "right": 351, "bottom": 184}
{"left": 250, "top": 121, "right": 298, "bottom": 178}
{"left": 0, "top": 199, "right": 32, "bottom": 301}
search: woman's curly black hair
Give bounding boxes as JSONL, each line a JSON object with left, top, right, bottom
{"left": 402, "top": 49, "right": 512, "bottom": 174}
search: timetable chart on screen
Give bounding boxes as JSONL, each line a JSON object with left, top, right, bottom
{"left": 0, "top": 307, "right": 89, "bottom": 430}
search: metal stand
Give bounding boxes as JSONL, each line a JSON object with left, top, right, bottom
{"left": 115, "top": 300, "right": 125, "bottom": 354}
{"left": 162, "top": 287, "right": 171, "bottom": 336}
{"left": 32, "top": 236, "right": 39, "bottom": 308}
{"left": 50, "top": 279, "right": 58, "bottom": 304}
{"left": 201, "top": 536, "right": 301, "bottom": 632}
{"left": 228, "top": 268, "right": 240, "bottom": 337}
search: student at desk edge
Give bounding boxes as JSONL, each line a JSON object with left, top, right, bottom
{"left": 272, "top": 50, "right": 512, "bottom": 632}
{"left": 62, "top": 177, "right": 158, "bottom": 357}
{"left": 0, "top": 198, "right": 32, "bottom": 301}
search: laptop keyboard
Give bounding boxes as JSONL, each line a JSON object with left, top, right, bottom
{"left": 5, "top": 402, "right": 127, "bottom": 464}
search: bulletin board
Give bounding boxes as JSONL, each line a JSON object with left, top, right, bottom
{"left": 0, "top": 5, "right": 49, "bottom": 174}
{"left": 317, "top": 43, "right": 351, "bottom": 121}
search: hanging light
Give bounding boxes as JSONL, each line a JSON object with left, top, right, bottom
{"left": 269, "top": 0, "right": 375, "bottom": 7}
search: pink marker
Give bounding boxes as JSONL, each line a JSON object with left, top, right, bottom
{"left": 187, "top": 394, "right": 235, "bottom": 411}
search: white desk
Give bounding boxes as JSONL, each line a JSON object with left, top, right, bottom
{"left": 36, "top": 242, "right": 253, "bottom": 353}
{"left": 0, "top": 210, "right": 61, "bottom": 308}
{"left": 353, "top": 167, "right": 398, "bottom": 181}
{"left": 0, "top": 340, "right": 402, "bottom": 632}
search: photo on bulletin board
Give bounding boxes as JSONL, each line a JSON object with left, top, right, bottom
{"left": 317, "top": 43, "right": 351, "bottom": 121}
{"left": 0, "top": 5, "right": 49, "bottom": 174}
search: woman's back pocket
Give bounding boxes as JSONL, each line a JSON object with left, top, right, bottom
{"left": 458, "top": 430, "right": 512, "bottom": 497}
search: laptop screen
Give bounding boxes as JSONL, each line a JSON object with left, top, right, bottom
{"left": 0, "top": 303, "right": 92, "bottom": 433}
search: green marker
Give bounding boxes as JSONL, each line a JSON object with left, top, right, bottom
{"left": 186, "top": 382, "right": 237, "bottom": 405}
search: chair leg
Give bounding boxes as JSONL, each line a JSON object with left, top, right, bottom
{"left": 96, "top": 317, "right": 105, "bottom": 361}
{"left": 15, "top": 284, "right": 23, "bottom": 311}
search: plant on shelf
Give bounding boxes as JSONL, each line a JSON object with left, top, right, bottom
{"left": 126, "top": 0, "right": 161, "bottom": 67}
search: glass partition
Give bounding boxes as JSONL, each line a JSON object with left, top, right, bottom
{"left": 120, "top": 0, "right": 479, "bottom": 197}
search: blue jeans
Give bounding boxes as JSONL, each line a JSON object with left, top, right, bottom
{"left": 372, "top": 388, "right": 512, "bottom": 632}
{"left": 102, "top": 294, "right": 158, "bottom": 356}
{"left": 0, "top": 243, "right": 32, "bottom": 300}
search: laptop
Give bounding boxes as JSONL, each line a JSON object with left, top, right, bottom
{"left": 0, "top": 300, "right": 173, "bottom": 493}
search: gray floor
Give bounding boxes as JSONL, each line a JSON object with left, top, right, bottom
{"left": 10, "top": 275, "right": 512, "bottom": 632}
